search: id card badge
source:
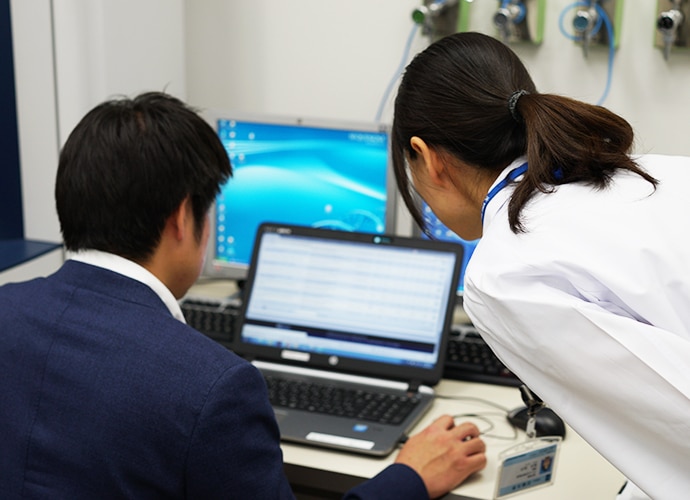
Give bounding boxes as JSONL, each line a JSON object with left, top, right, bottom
{"left": 494, "top": 436, "right": 562, "bottom": 499}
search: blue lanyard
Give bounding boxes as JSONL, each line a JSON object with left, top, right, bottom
{"left": 481, "top": 162, "right": 528, "bottom": 225}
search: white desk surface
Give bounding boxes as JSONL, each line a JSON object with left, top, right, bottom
{"left": 185, "top": 280, "right": 625, "bottom": 499}
{"left": 281, "top": 379, "right": 625, "bottom": 499}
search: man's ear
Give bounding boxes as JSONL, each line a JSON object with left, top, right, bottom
{"left": 168, "top": 196, "right": 191, "bottom": 241}
{"left": 410, "top": 136, "right": 446, "bottom": 187}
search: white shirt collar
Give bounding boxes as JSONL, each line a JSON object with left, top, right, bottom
{"left": 69, "top": 249, "right": 186, "bottom": 323}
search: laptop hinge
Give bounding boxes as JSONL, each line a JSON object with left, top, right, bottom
{"left": 407, "top": 380, "right": 422, "bottom": 394}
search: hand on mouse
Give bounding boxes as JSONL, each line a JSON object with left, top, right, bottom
{"left": 394, "top": 415, "right": 487, "bottom": 499}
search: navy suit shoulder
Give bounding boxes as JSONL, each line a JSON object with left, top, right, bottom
{"left": 0, "top": 261, "right": 292, "bottom": 499}
{"left": 1, "top": 261, "right": 427, "bottom": 499}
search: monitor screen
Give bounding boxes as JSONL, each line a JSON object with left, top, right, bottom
{"left": 202, "top": 111, "right": 395, "bottom": 283}
{"left": 419, "top": 203, "right": 479, "bottom": 296}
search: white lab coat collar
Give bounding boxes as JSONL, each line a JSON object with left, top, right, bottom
{"left": 69, "top": 249, "right": 186, "bottom": 323}
{"left": 481, "top": 156, "right": 528, "bottom": 229}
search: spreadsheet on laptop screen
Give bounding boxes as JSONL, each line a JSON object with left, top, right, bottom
{"left": 241, "top": 232, "right": 458, "bottom": 369}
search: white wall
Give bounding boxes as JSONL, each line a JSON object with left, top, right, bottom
{"left": 51, "top": 0, "right": 187, "bottom": 143}
{"left": 9, "top": 0, "right": 185, "bottom": 281}
{"left": 10, "top": 0, "right": 60, "bottom": 243}
{"left": 185, "top": 0, "right": 690, "bottom": 157}
{"left": 10, "top": 0, "right": 690, "bottom": 274}
{"left": 184, "top": 0, "right": 690, "bottom": 235}
{"left": 185, "top": 0, "right": 427, "bottom": 124}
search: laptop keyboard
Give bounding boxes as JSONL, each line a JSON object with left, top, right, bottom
{"left": 263, "top": 374, "right": 422, "bottom": 426}
{"left": 180, "top": 298, "right": 239, "bottom": 346}
{"left": 444, "top": 324, "right": 522, "bottom": 387}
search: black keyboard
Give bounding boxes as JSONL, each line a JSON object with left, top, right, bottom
{"left": 444, "top": 324, "right": 522, "bottom": 387}
{"left": 264, "top": 374, "right": 421, "bottom": 426}
{"left": 180, "top": 298, "right": 239, "bottom": 347}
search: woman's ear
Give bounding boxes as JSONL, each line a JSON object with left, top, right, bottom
{"left": 410, "top": 136, "right": 447, "bottom": 187}
{"left": 409, "top": 136, "right": 427, "bottom": 158}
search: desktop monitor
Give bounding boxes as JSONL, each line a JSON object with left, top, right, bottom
{"left": 202, "top": 111, "right": 396, "bottom": 283}
{"left": 418, "top": 203, "right": 479, "bottom": 296}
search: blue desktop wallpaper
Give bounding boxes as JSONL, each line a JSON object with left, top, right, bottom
{"left": 214, "top": 119, "right": 389, "bottom": 268}
{"left": 421, "top": 203, "right": 479, "bottom": 294}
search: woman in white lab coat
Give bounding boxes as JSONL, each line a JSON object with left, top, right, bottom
{"left": 390, "top": 31, "right": 690, "bottom": 500}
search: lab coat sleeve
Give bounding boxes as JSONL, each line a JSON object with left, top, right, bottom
{"left": 463, "top": 273, "right": 690, "bottom": 500}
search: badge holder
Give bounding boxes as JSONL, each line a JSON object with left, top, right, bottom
{"left": 494, "top": 385, "right": 562, "bottom": 499}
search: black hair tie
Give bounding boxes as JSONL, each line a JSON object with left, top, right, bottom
{"left": 508, "top": 90, "right": 530, "bottom": 122}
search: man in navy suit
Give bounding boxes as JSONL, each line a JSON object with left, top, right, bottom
{"left": 0, "top": 92, "right": 486, "bottom": 499}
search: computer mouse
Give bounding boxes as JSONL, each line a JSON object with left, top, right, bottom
{"left": 507, "top": 406, "right": 567, "bottom": 438}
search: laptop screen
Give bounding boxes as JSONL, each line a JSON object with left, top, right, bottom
{"left": 234, "top": 223, "right": 463, "bottom": 384}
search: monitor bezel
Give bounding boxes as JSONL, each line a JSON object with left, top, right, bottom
{"left": 200, "top": 109, "right": 397, "bottom": 284}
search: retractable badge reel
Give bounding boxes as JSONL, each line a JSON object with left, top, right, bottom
{"left": 494, "top": 385, "right": 562, "bottom": 499}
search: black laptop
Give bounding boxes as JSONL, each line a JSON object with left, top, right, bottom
{"left": 232, "top": 222, "right": 463, "bottom": 456}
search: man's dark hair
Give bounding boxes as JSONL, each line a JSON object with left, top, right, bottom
{"left": 55, "top": 91, "right": 231, "bottom": 261}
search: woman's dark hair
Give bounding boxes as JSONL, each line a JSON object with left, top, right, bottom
{"left": 55, "top": 91, "right": 232, "bottom": 260}
{"left": 392, "top": 32, "right": 657, "bottom": 233}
